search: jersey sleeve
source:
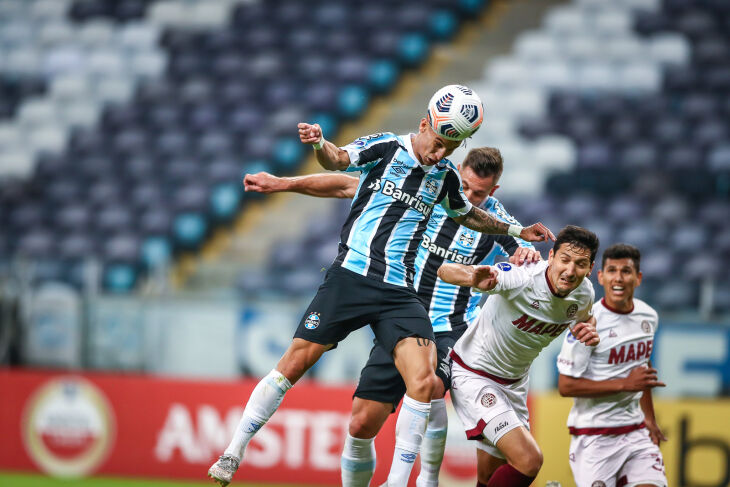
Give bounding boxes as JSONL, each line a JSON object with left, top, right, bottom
{"left": 557, "top": 329, "right": 593, "bottom": 378}
{"left": 483, "top": 261, "right": 531, "bottom": 298}
{"left": 436, "top": 168, "right": 473, "bottom": 217}
{"left": 486, "top": 198, "right": 535, "bottom": 251}
{"left": 341, "top": 132, "right": 397, "bottom": 173}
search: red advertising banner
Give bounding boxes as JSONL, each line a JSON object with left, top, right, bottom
{"left": 0, "top": 369, "right": 488, "bottom": 485}
{"left": 0, "top": 369, "right": 391, "bottom": 485}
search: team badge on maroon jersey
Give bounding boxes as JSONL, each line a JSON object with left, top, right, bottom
{"left": 480, "top": 393, "right": 497, "bottom": 408}
{"left": 641, "top": 320, "right": 652, "bottom": 333}
{"left": 566, "top": 304, "right": 578, "bottom": 318}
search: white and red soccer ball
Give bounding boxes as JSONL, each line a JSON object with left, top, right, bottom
{"left": 427, "top": 84, "right": 484, "bottom": 141}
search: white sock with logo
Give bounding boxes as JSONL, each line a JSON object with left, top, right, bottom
{"left": 386, "top": 395, "right": 431, "bottom": 486}
{"left": 223, "top": 369, "right": 292, "bottom": 461}
{"left": 416, "top": 398, "right": 448, "bottom": 487}
{"left": 341, "top": 433, "right": 376, "bottom": 487}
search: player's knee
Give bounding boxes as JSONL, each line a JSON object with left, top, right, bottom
{"left": 511, "top": 447, "right": 543, "bottom": 477}
{"left": 407, "top": 372, "right": 435, "bottom": 401}
{"left": 278, "top": 342, "right": 325, "bottom": 381}
{"left": 348, "top": 411, "right": 380, "bottom": 438}
{"left": 431, "top": 375, "right": 447, "bottom": 399}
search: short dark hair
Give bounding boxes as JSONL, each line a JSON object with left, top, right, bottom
{"left": 462, "top": 147, "right": 503, "bottom": 179}
{"left": 601, "top": 243, "right": 641, "bottom": 272}
{"left": 553, "top": 225, "right": 600, "bottom": 263}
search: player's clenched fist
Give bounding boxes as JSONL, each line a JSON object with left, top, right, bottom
{"left": 298, "top": 122, "right": 322, "bottom": 145}
{"left": 472, "top": 265, "right": 498, "bottom": 291}
{"left": 571, "top": 321, "right": 600, "bottom": 346}
{"left": 243, "top": 172, "right": 285, "bottom": 193}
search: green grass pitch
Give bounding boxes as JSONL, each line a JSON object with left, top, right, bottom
{"left": 0, "top": 472, "right": 301, "bottom": 487}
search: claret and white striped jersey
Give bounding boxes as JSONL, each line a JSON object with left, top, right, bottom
{"left": 334, "top": 132, "right": 472, "bottom": 288}
{"left": 414, "top": 197, "right": 532, "bottom": 333}
{"left": 557, "top": 298, "right": 659, "bottom": 431}
{"left": 453, "top": 260, "right": 595, "bottom": 380}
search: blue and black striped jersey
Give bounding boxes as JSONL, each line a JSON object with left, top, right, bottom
{"left": 414, "top": 196, "right": 533, "bottom": 333}
{"left": 334, "top": 132, "right": 472, "bottom": 288}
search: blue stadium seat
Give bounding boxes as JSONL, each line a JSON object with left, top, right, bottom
{"left": 173, "top": 212, "right": 207, "bottom": 249}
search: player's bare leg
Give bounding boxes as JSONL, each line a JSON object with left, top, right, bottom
{"left": 382, "top": 337, "right": 436, "bottom": 486}
{"left": 208, "top": 339, "right": 331, "bottom": 486}
{"left": 476, "top": 449, "right": 506, "bottom": 485}
{"left": 480, "top": 426, "right": 542, "bottom": 486}
{"left": 341, "top": 398, "right": 392, "bottom": 487}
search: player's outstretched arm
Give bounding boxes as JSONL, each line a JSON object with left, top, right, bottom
{"left": 558, "top": 364, "right": 666, "bottom": 398}
{"left": 244, "top": 172, "right": 358, "bottom": 199}
{"left": 453, "top": 207, "right": 555, "bottom": 243}
{"left": 298, "top": 122, "right": 350, "bottom": 171}
{"left": 437, "top": 264, "right": 498, "bottom": 291}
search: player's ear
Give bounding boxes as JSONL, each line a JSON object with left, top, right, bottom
{"left": 419, "top": 118, "right": 428, "bottom": 133}
{"left": 597, "top": 269, "right": 604, "bottom": 286}
{"left": 636, "top": 270, "right": 643, "bottom": 287}
{"left": 489, "top": 184, "right": 499, "bottom": 196}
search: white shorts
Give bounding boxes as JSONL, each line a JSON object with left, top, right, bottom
{"left": 449, "top": 360, "right": 530, "bottom": 458}
{"left": 569, "top": 428, "right": 667, "bottom": 487}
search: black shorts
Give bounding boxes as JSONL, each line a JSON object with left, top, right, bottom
{"left": 354, "top": 323, "right": 468, "bottom": 411}
{"left": 293, "top": 265, "right": 434, "bottom": 354}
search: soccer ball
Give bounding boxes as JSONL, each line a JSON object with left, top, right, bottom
{"left": 426, "top": 85, "right": 484, "bottom": 141}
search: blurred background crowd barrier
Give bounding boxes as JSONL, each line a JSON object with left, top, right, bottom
{"left": 1, "top": 0, "right": 729, "bottom": 485}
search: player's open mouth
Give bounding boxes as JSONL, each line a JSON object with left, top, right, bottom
{"left": 611, "top": 286, "right": 626, "bottom": 295}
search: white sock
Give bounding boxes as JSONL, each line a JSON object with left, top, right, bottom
{"left": 386, "top": 395, "right": 430, "bottom": 486}
{"left": 416, "top": 399, "right": 448, "bottom": 487}
{"left": 223, "top": 369, "right": 292, "bottom": 460}
{"left": 341, "top": 433, "right": 376, "bottom": 487}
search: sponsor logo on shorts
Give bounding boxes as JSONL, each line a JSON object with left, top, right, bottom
{"left": 557, "top": 357, "right": 574, "bottom": 367}
{"left": 496, "top": 262, "right": 511, "bottom": 272}
{"left": 439, "top": 359, "right": 451, "bottom": 379}
{"left": 569, "top": 453, "right": 576, "bottom": 462}
{"left": 609, "top": 329, "right": 618, "bottom": 338}
{"left": 494, "top": 421, "right": 509, "bottom": 434}
{"left": 641, "top": 320, "right": 652, "bottom": 333}
{"left": 566, "top": 304, "right": 578, "bottom": 318}
{"left": 480, "top": 393, "right": 497, "bottom": 408}
{"left": 591, "top": 481, "right": 606, "bottom": 487}
{"left": 304, "top": 312, "right": 321, "bottom": 329}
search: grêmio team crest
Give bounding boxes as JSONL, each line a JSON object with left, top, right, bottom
{"left": 458, "top": 229, "right": 476, "bottom": 247}
{"left": 304, "top": 312, "right": 321, "bottom": 329}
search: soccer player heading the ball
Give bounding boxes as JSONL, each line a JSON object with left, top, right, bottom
{"left": 242, "top": 145, "right": 541, "bottom": 487}
{"left": 208, "top": 85, "right": 554, "bottom": 486}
